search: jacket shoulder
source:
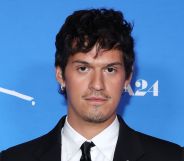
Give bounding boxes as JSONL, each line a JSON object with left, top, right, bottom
{"left": 136, "top": 130, "right": 183, "bottom": 160}
{"left": 0, "top": 132, "right": 49, "bottom": 161}
{"left": 117, "top": 116, "right": 183, "bottom": 161}
{"left": 0, "top": 116, "right": 65, "bottom": 161}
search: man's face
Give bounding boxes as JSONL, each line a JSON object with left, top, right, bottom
{"left": 56, "top": 46, "right": 131, "bottom": 125}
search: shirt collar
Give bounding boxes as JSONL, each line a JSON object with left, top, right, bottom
{"left": 62, "top": 117, "right": 86, "bottom": 160}
{"left": 62, "top": 116, "right": 119, "bottom": 161}
{"left": 91, "top": 116, "right": 119, "bottom": 160}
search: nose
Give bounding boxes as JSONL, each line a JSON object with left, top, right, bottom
{"left": 89, "top": 70, "right": 105, "bottom": 91}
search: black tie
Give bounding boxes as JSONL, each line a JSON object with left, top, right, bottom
{"left": 80, "top": 141, "right": 95, "bottom": 161}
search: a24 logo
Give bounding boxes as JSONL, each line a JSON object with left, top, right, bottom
{"left": 125, "top": 79, "right": 159, "bottom": 96}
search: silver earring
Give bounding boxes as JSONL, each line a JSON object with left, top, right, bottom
{"left": 123, "top": 85, "right": 128, "bottom": 92}
{"left": 61, "top": 84, "right": 65, "bottom": 92}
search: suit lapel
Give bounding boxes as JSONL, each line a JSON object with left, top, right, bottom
{"left": 33, "top": 116, "right": 66, "bottom": 161}
{"left": 113, "top": 116, "right": 144, "bottom": 161}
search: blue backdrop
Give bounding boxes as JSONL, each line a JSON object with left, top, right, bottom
{"left": 0, "top": 0, "right": 184, "bottom": 151}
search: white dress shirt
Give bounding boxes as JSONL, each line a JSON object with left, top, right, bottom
{"left": 61, "top": 116, "right": 119, "bottom": 161}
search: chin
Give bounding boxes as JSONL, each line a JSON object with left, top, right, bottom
{"left": 82, "top": 112, "right": 113, "bottom": 123}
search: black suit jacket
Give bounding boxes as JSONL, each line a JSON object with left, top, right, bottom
{"left": 0, "top": 115, "right": 184, "bottom": 161}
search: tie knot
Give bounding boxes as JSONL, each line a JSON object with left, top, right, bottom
{"left": 80, "top": 141, "right": 95, "bottom": 161}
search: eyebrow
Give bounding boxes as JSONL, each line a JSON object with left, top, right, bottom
{"left": 72, "top": 60, "right": 123, "bottom": 67}
{"left": 72, "top": 60, "right": 90, "bottom": 65}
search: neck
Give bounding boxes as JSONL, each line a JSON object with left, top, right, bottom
{"left": 67, "top": 114, "right": 116, "bottom": 139}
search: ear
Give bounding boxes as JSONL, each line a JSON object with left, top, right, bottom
{"left": 55, "top": 67, "right": 65, "bottom": 86}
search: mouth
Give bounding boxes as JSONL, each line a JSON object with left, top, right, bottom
{"left": 84, "top": 97, "right": 108, "bottom": 106}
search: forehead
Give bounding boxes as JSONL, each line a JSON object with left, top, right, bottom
{"left": 68, "top": 47, "right": 123, "bottom": 65}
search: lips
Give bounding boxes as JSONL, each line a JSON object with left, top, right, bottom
{"left": 84, "top": 96, "right": 108, "bottom": 105}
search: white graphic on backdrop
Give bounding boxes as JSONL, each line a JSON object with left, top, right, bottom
{"left": 0, "top": 87, "right": 35, "bottom": 106}
{"left": 0, "top": 79, "right": 158, "bottom": 107}
{"left": 125, "top": 79, "right": 159, "bottom": 96}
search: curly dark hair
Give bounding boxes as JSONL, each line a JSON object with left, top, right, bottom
{"left": 55, "top": 8, "right": 135, "bottom": 95}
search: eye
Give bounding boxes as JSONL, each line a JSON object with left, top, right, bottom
{"left": 77, "top": 66, "right": 89, "bottom": 73}
{"left": 106, "top": 67, "right": 117, "bottom": 73}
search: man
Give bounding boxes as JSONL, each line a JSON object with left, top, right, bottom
{"left": 0, "top": 8, "right": 183, "bottom": 161}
